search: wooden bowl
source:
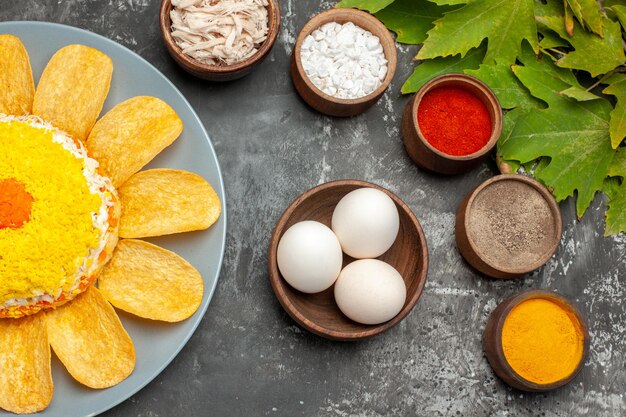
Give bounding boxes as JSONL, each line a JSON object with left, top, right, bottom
{"left": 290, "top": 8, "right": 398, "bottom": 117}
{"left": 159, "top": 0, "right": 280, "bottom": 81}
{"left": 402, "top": 73, "right": 502, "bottom": 174}
{"left": 483, "top": 289, "right": 589, "bottom": 392}
{"left": 268, "top": 180, "right": 428, "bottom": 341}
{"left": 455, "top": 175, "right": 562, "bottom": 279}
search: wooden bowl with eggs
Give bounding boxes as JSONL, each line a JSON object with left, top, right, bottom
{"left": 268, "top": 180, "right": 429, "bottom": 341}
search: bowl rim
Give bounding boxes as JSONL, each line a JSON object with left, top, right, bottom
{"left": 159, "top": 0, "right": 281, "bottom": 74}
{"left": 409, "top": 73, "right": 503, "bottom": 161}
{"left": 267, "top": 179, "right": 429, "bottom": 341}
{"left": 292, "top": 8, "right": 398, "bottom": 105}
{"left": 486, "top": 289, "right": 590, "bottom": 391}
{"left": 462, "top": 174, "right": 562, "bottom": 275}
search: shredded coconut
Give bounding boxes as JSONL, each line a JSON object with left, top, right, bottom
{"left": 170, "top": 0, "right": 269, "bottom": 66}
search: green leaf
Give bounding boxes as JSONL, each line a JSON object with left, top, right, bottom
{"left": 511, "top": 45, "right": 580, "bottom": 105}
{"left": 608, "top": 5, "right": 626, "bottom": 29}
{"left": 487, "top": 46, "right": 544, "bottom": 173}
{"left": 608, "top": 147, "right": 626, "bottom": 180}
{"left": 559, "top": 86, "right": 601, "bottom": 102}
{"left": 603, "top": 177, "right": 621, "bottom": 199}
{"left": 505, "top": 103, "right": 614, "bottom": 218}
{"left": 375, "top": 0, "right": 457, "bottom": 45}
{"left": 336, "top": 0, "right": 395, "bottom": 13}
{"left": 564, "top": 2, "right": 576, "bottom": 36}
{"left": 602, "top": 73, "right": 626, "bottom": 148}
{"left": 535, "top": 0, "right": 564, "bottom": 18}
{"left": 605, "top": 148, "right": 626, "bottom": 235}
{"left": 464, "top": 60, "right": 543, "bottom": 109}
{"left": 417, "top": 0, "right": 539, "bottom": 65}
{"left": 525, "top": 53, "right": 579, "bottom": 88}
{"left": 500, "top": 53, "right": 615, "bottom": 218}
{"left": 497, "top": 108, "right": 527, "bottom": 173}
{"left": 401, "top": 43, "right": 485, "bottom": 93}
{"left": 536, "top": 13, "right": 625, "bottom": 77}
{"left": 566, "top": 0, "right": 604, "bottom": 36}
{"left": 603, "top": 0, "right": 626, "bottom": 8}
{"left": 539, "top": 30, "right": 569, "bottom": 49}
{"left": 428, "top": 0, "right": 472, "bottom": 4}
{"left": 605, "top": 185, "right": 626, "bottom": 235}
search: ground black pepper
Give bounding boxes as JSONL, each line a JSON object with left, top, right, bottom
{"left": 467, "top": 180, "right": 556, "bottom": 271}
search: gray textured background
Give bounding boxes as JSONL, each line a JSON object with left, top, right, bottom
{"left": 1, "top": 1, "right": 624, "bottom": 416}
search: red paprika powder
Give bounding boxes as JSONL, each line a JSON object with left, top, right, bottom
{"left": 417, "top": 86, "right": 492, "bottom": 156}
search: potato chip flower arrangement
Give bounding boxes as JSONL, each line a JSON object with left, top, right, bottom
{"left": 0, "top": 35, "right": 221, "bottom": 414}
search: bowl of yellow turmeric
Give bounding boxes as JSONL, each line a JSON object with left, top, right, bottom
{"left": 483, "top": 289, "right": 589, "bottom": 392}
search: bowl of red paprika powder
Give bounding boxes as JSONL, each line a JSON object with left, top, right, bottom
{"left": 401, "top": 73, "right": 502, "bottom": 175}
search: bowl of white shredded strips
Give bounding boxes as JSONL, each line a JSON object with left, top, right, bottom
{"left": 160, "top": 0, "right": 280, "bottom": 81}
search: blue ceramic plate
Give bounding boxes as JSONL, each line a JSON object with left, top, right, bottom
{"left": 0, "top": 21, "right": 226, "bottom": 417}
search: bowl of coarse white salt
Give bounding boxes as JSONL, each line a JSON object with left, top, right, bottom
{"left": 290, "top": 8, "right": 398, "bottom": 117}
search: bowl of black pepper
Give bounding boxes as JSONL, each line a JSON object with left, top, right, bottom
{"left": 455, "top": 174, "right": 563, "bottom": 279}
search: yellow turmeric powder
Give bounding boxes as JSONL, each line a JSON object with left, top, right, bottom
{"left": 501, "top": 298, "right": 584, "bottom": 384}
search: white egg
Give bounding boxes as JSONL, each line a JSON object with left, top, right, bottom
{"left": 277, "top": 220, "right": 343, "bottom": 293}
{"left": 334, "top": 259, "right": 406, "bottom": 325}
{"left": 331, "top": 187, "right": 399, "bottom": 258}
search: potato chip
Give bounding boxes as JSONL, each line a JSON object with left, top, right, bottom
{"left": 98, "top": 239, "right": 204, "bottom": 322}
{"left": 0, "top": 314, "right": 53, "bottom": 414}
{"left": 46, "top": 286, "right": 135, "bottom": 389}
{"left": 32, "top": 44, "right": 112, "bottom": 141}
{"left": 118, "top": 169, "right": 221, "bottom": 238}
{"left": 86, "top": 96, "right": 183, "bottom": 187}
{"left": 0, "top": 35, "right": 35, "bottom": 115}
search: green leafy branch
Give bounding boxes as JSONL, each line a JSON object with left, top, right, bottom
{"left": 337, "top": 0, "right": 626, "bottom": 235}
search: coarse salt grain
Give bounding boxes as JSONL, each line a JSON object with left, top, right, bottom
{"left": 300, "top": 22, "right": 388, "bottom": 99}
